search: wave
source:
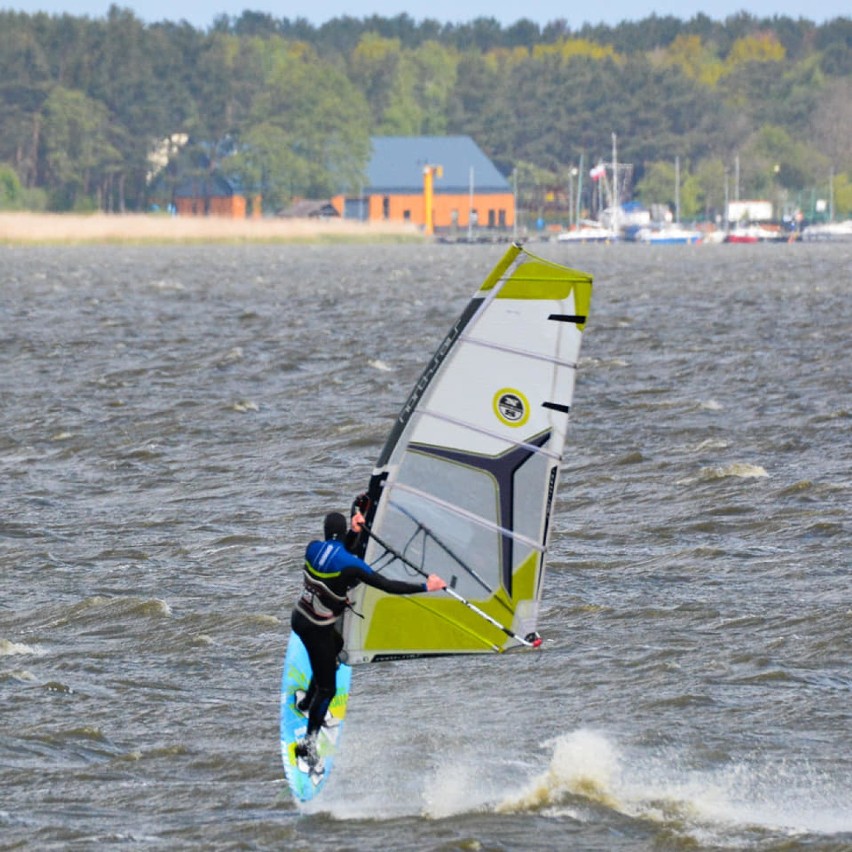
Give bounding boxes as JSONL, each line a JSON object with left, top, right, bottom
{"left": 53, "top": 595, "right": 173, "bottom": 628}
{"left": 690, "top": 438, "right": 730, "bottom": 453}
{"left": 678, "top": 463, "right": 769, "bottom": 485}
{"left": 498, "top": 730, "right": 852, "bottom": 844}
{"left": 497, "top": 730, "right": 620, "bottom": 814}
{"left": 0, "top": 639, "right": 45, "bottom": 657}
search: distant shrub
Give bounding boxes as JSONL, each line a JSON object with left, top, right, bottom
{"left": 0, "top": 164, "right": 23, "bottom": 210}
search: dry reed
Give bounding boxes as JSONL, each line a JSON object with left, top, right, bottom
{"left": 0, "top": 212, "right": 424, "bottom": 245}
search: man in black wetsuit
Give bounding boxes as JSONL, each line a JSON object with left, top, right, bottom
{"left": 291, "top": 509, "right": 445, "bottom": 764}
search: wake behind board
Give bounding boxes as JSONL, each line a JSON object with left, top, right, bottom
{"left": 279, "top": 632, "right": 351, "bottom": 802}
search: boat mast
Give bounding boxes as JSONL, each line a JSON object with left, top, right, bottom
{"left": 612, "top": 132, "right": 619, "bottom": 234}
{"left": 829, "top": 168, "right": 835, "bottom": 223}
{"left": 576, "top": 153, "right": 584, "bottom": 226}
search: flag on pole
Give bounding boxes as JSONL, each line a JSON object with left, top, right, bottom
{"left": 589, "top": 163, "right": 606, "bottom": 181}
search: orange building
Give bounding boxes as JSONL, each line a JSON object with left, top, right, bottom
{"left": 334, "top": 136, "right": 515, "bottom": 235}
{"left": 173, "top": 174, "right": 261, "bottom": 219}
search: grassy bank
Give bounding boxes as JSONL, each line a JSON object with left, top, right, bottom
{"left": 0, "top": 212, "right": 424, "bottom": 245}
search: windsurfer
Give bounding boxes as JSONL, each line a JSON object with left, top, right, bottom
{"left": 291, "top": 508, "right": 445, "bottom": 765}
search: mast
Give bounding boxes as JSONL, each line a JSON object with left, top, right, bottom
{"left": 612, "top": 132, "right": 619, "bottom": 234}
{"left": 576, "top": 153, "right": 584, "bottom": 226}
{"left": 829, "top": 168, "right": 835, "bottom": 222}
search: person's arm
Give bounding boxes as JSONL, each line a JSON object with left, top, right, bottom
{"left": 343, "top": 509, "right": 366, "bottom": 554}
{"left": 338, "top": 551, "right": 444, "bottom": 595}
{"left": 344, "top": 493, "right": 370, "bottom": 557}
{"left": 365, "top": 572, "right": 428, "bottom": 595}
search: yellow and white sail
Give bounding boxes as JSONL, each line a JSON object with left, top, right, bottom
{"left": 341, "top": 243, "right": 592, "bottom": 663}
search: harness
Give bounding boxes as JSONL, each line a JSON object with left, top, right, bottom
{"left": 296, "top": 541, "right": 351, "bottom": 626}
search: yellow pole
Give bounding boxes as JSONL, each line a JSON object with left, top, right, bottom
{"left": 423, "top": 166, "right": 434, "bottom": 235}
{"left": 423, "top": 164, "right": 443, "bottom": 236}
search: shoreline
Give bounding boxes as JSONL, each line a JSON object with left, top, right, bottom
{"left": 0, "top": 212, "right": 425, "bottom": 245}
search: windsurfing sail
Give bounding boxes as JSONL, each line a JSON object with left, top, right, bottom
{"left": 341, "top": 243, "right": 592, "bottom": 663}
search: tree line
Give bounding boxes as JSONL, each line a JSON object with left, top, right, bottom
{"left": 0, "top": 7, "right": 849, "bottom": 219}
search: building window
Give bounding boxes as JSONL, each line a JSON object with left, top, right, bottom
{"left": 488, "top": 209, "right": 496, "bottom": 227}
{"left": 498, "top": 210, "right": 506, "bottom": 227}
{"left": 403, "top": 210, "right": 411, "bottom": 221}
{"left": 382, "top": 196, "right": 390, "bottom": 219}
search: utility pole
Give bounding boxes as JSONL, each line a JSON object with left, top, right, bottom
{"left": 512, "top": 167, "right": 517, "bottom": 241}
{"left": 675, "top": 155, "right": 681, "bottom": 225}
{"left": 734, "top": 154, "right": 740, "bottom": 202}
{"left": 468, "top": 166, "right": 475, "bottom": 241}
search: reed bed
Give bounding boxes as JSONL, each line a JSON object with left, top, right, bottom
{"left": 0, "top": 212, "right": 423, "bottom": 245}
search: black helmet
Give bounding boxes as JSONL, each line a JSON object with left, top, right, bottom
{"left": 323, "top": 512, "right": 347, "bottom": 541}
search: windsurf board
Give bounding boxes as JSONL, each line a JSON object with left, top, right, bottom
{"left": 279, "top": 632, "right": 351, "bottom": 802}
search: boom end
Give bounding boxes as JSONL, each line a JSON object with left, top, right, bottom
{"left": 526, "top": 632, "right": 543, "bottom": 649}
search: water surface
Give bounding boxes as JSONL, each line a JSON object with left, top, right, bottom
{"left": 1, "top": 241, "right": 849, "bottom": 849}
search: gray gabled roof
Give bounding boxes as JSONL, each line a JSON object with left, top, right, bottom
{"left": 367, "top": 136, "right": 510, "bottom": 194}
{"left": 174, "top": 173, "right": 239, "bottom": 198}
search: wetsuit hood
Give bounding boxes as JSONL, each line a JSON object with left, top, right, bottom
{"left": 323, "top": 512, "right": 347, "bottom": 541}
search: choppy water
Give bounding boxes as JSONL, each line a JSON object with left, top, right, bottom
{"left": 1, "top": 241, "right": 849, "bottom": 850}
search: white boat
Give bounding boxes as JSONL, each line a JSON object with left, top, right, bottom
{"left": 801, "top": 220, "right": 852, "bottom": 242}
{"left": 557, "top": 134, "right": 629, "bottom": 244}
{"left": 556, "top": 221, "right": 618, "bottom": 243}
{"left": 725, "top": 224, "right": 794, "bottom": 243}
{"left": 630, "top": 157, "right": 702, "bottom": 245}
{"left": 633, "top": 225, "right": 702, "bottom": 245}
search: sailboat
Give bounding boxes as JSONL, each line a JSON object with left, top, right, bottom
{"left": 340, "top": 243, "right": 593, "bottom": 663}
{"left": 632, "top": 156, "right": 702, "bottom": 245}
{"left": 633, "top": 224, "right": 702, "bottom": 245}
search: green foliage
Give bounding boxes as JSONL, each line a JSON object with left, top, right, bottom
{"left": 693, "top": 158, "right": 727, "bottom": 217}
{"left": 833, "top": 173, "right": 852, "bottom": 218}
{"left": 0, "top": 163, "right": 24, "bottom": 208}
{"left": 635, "top": 161, "right": 676, "bottom": 209}
{"left": 347, "top": 33, "right": 457, "bottom": 134}
{"left": 738, "top": 125, "right": 829, "bottom": 197}
{"left": 634, "top": 160, "right": 701, "bottom": 218}
{"left": 239, "top": 39, "right": 370, "bottom": 201}
{"left": 43, "top": 86, "right": 122, "bottom": 210}
{"left": 658, "top": 35, "right": 724, "bottom": 87}
{"left": 0, "top": 10, "right": 847, "bottom": 219}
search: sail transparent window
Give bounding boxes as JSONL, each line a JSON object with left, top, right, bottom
{"left": 381, "top": 451, "right": 500, "bottom": 600}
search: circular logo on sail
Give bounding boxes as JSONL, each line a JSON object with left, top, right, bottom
{"left": 493, "top": 388, "right": 530, "bottom": 427}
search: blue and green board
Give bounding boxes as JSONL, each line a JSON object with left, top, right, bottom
{"left": 279, "top": 633, "right": 352, "bottom": 802}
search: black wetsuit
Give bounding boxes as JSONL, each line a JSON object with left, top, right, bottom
{"left": 291, "top": 535, "right": 426, "bottom": 737}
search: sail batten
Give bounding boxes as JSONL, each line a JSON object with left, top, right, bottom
{"left": 459, "top": 332, "right": 580, "bottom": 369}
{"left": 340, "top": 244, "right": 592, "bottom": 664}
{"left": 412, "top": 409, "right": 564, "bottom": 460}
